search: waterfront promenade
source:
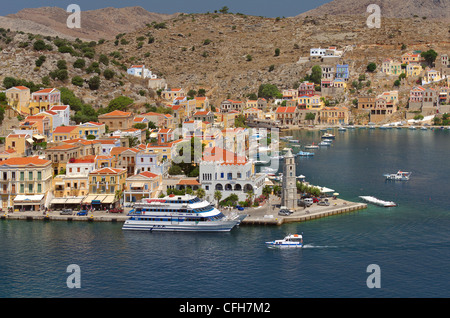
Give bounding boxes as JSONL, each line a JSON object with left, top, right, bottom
{"left": 1, "top": 196, "right": 367, "bottom": 226}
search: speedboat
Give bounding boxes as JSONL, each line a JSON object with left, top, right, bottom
{"left": 318, "top": 140, "right": 331, "bottom": 146}
{"left": 359, "top": 196, "right": 397, "bottom": 207}
{"left": 338, "top": 126, "right": 346, "bottom": 131}
{"left": 296, "top": 151, "right": 314, "bottom": 157}
{"left": 383, "top": 170, "right": 411, "bottom": 181}
{"left": 266, "top": 234, "right": 303, "bottom": 248}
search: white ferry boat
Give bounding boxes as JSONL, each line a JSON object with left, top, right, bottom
{"left": 266, "top": 234, "right": 303, "bottom": 248}
{"left": 122, "top": 194, "right": 246, "bottom": 232}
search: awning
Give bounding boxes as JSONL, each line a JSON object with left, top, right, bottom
{"left": 14, "top": 194, "right": 44, "bottom": 204}
{"left": 33, "top": 135, "right": 46, "bottom": 140}
{"left": 130, "top": 182, "right": 146, "bottom": 188}
{"left": 26, "top": 138, "right": 34, "bottom": 144}
{"left": 82, "top": 195, "right": 98, "bottom": 203}
{"left": 66, "top": 197, "right": 84, "bottom": 204}
{"left": 102, "top": 195, "right": 116, "bottom": 204}
{"left": 51, "top": 198, "right": 68, "bottom": 204}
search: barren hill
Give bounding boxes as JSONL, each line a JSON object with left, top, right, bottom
{"left": 298, "top": 0, "right": 450, "bottom": 20}
{"left": 5, "top": 6, "right": 180, "bottom": 41}
{"left": 0, "top": 12, "right": 448, "bottom": 113}
{"left": 94, "top": 13, "right": 449, "bottom": 105}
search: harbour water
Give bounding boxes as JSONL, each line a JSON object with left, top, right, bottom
{"left": 1, "top": 128, "right": 449, "bottom": 298}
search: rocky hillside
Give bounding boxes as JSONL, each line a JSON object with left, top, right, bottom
{"left": 298, "top": 0, "right": 450, "bottom": 20}
{"left": 94, "top": 12, "right": 449, "bottom": 105}
{"left": 5, "top": 6, "right": 180, "bottom": 41}
{"left": 0, "top": 12, "right": 448, "bottom": 113}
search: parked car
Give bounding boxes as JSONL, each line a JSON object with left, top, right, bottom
{"left": 60, "top": 209, "right": 73, "bottom": 215}
{"left": 278, "top": 206, "right": 293, "bottom": 216}
{"left": 312, "top": 197, "right": 320, "bottom": 203}
{"left": 235, "top": 206, "right": 245, "bottom": 211}
{"left": 109, "top": 208, "right": 124, "bottom": 213}
{"left": 318, "top": 200, "right": 330, "bottom": 206}
{"left": 76, "top": 210, "right": 88, "bottom": 216}
{"left": 303, "top": 198, "right": 313, "bottom": 206}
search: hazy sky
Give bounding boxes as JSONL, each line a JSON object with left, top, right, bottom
{"left": 1, "top": 0, "right": 331, "bottom": 17}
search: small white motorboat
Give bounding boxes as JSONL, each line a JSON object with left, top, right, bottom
{"left": 321, "top": 133, "right": 335, "bottom": 139}
{"left": 383, "top": 170, "right": 411, "bottom": 181}
{"left": 266, "top": 234, "right": 303, "bottom": 248}
{"left": 304, "top": 143, "right": 319, "bottom": 149}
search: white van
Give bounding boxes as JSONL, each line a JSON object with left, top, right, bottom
{"left": 303, "top": 198, "right": 313, "bottom": 206}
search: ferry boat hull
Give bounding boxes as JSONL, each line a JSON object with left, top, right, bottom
{"left": 122, "top": 195, "right": 246, "bottom": 232}
{"left": 122, "top": 217, "right": 245, "bottom": 232}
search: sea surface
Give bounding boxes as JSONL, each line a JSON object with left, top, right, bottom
{"left": 1, "top": 127, "right": 449, "bottom": 298}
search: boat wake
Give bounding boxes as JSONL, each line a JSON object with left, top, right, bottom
{"left": 302, "top": 244, "right": 338, "bottom": 249}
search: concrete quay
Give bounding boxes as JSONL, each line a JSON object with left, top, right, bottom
{"left": 1, "top": 210, "right": 129, "bottom": 223}
{"left": 239, "top": 198, "right": 367, "bottom": 226}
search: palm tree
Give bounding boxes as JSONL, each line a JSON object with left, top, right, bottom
{"left": 196, "top": 188, "right": 205, "bottom": 199}
{"left": 214, "top": 190, "right": 222, "bottom": 207}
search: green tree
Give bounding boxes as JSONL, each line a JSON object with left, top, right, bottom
{"left": 99, "top": 54, "right": 109, "bottom": 66}
{"left": 73, "top": 59, "right": 86, "bottom": 69}
{"left": 105, "top": 96, "right": 134, "bottom": 112}
{"left": 71, "top": 76, "right": 84, "bottom": 87}
{"left": 103, "top": 69, "right": 115, "bottom": 80}
{"left": 214, "top": 190, "right": 222, "bottom": 207}
{"left": 57, "top": 60, "right": 67, "bottom": 70}
{"left": 367, "top": 62, "right": 377, "bottom": 72}
{"left": 310, "top": 65, "right": 322, "bottom": 84}
{"left": 274, "top": 48, "right": 280, "bottom": 56}
{"left": 258, "top": 83, "right": 282, "bottom": 99}
{"left": 421, "top": 49, "right": 438, "bottom": 66}
{"left": 88, "top": 76, "right": 101, "bottom": 90}
{"left": 33, "top": 40, "right": 46, "bottom": 51}
{"left": 196, "top": 188, "right": 205, "bottom": 199}
{"left": 219, "top": 6, "right": 229, "bottom": 14}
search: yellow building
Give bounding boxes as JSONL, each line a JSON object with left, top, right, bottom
{"left": 423, "top": 69, "right": 442, "bottom": 84}
{"left": 77, "top": 122, "right": 106, "bottom": 139}
{"left": 406, "top": 64, "right": 423, "bottom": 78}
{"left": 5, "top": 86, "right": 30, "bottom": 114}
{"left": 194, "top": 96, "right": 209, "bottom": 110}
{"left": 5, "top": 134, "right": 33, "bottom": 157}
{"left": 298, "top": 94, "right": 324, "bottom": 110}
{"left": 52, "top": 126, "right": 79, "bottom": 142}
{"left": 318, "top": 106, "right": 350, "bottom": 125}
{"left": 28, "top": 88, "right": 61, "bottom": 115}
{"left": 123, "top": 171, "right": 162, "bottom": 205}
{"left": 0, "top": 157, "right": 52, "bottom": 210}
{"left": 84, "top": 167, "right": 127, "bottom": 209}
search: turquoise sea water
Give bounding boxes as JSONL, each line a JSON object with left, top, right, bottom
{"left": 0, "top": 128, "right": 449, "bottom": 298}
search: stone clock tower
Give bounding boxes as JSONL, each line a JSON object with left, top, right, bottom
{"left": 282, "top": 148, "right": 297, "bottom": 210}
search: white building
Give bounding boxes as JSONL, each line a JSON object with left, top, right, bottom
{"left": 127, "top": 65, "right": 157, "bottom": 79}
{"left": 135, "top": 152, "right": 170, "bottom": 176}
{"left": 199, "top": 147, "right": 265, "bottom": 203}
{"left": 49, "top": 105, "right": 70, "bottom": 127}
{"left": 66, "top": 157, "right": 96, "bottom": 177}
